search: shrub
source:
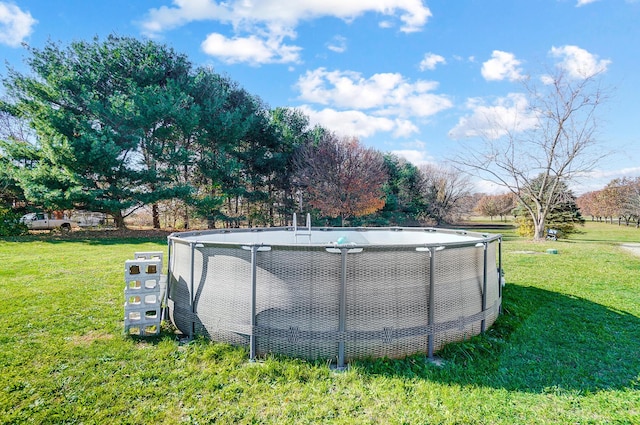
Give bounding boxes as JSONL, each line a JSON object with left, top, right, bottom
{"left": 0, "top": 207, "right": 29, "bottom": 236}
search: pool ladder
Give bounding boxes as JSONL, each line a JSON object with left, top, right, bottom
{"left": 292, "top": 213, "right": 312, "bottom": 243}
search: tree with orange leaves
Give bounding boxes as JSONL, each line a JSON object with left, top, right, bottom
{"left": 294, "top": 133, "right": 387, "bottom": 226}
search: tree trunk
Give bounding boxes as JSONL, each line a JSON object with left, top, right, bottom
{"left": 533, "top": 210, "right": 546, "bottom": 241}
{"left": 113, "top": 211, "right": 126, "bottom": 229}
{"left": 152, "top": 203, "right": 160, "bottom": 229}
{"left": 183, "top": 205, "right": 189, "bottom": 229}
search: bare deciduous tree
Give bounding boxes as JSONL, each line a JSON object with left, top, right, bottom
{"left": 452, "top": 70, "right": 608, "bottom": 240}
{"left": 419, "top": 164, "right": 473, "bottom": 225}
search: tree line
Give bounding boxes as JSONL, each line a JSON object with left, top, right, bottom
{"left": 577, "top": 177, "right": 640, "bottom": 227}
{"left": 1, "top": 35, "right": 618, "bottom": 239}
{"left": 0, "top": 35, "right": 476, "bottom": 231}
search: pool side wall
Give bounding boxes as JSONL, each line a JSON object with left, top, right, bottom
{"left": 167, "top": 227, "right": 501, "bottom": 361}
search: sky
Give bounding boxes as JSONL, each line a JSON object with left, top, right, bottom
{"left": 1, "top": 0, "right": 639, "bottom": 194}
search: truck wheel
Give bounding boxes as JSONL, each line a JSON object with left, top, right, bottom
{"left": 60, "top": 223, "right": 71, "bottom": 233}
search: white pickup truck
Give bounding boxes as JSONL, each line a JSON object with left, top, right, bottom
{"left": 20, "top": 212, "right": 74, "bottom": 232}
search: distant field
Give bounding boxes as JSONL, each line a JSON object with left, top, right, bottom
{"left": 0, "top": 222, "right": 638, "bottom": 424}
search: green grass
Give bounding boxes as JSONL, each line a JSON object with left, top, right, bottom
{"left": 1, "top": 224, "right": 639, "bottom": 424}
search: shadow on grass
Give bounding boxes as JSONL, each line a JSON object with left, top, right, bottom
{"left": 353, "top": 284, "right": 640, "bottom": 394}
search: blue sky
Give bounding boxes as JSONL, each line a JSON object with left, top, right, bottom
{"left": 1, "top": 0, "right": 639, "bottom": 193}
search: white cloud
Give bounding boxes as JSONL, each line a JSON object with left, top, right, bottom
{"left": 448, "top": 93, "right": 539, "bottom": 140}
{"left": 419, "top": 53, "right": 446, "bottom": 71}
{"left": 474, "top": 179, "right": 508, "bottom": 195}
{"left": 141, "top": 0, "right": 431, "bottom": 64}
{"left": 576, "top": 0, "right": 599, "bottom": 6}
{"left": 0, "top": 2, "right": 37, "bottom": 47}
{"left": 391, "top": 149, "right": 435, "bottom": 167}
{"left": 539, "top": 74, "right": 555, "bottom": 85}
{"left": 298, "top": 105, "right": 421, "bottom": 139}
{"left": 141, "top": 1, "right": 431, "bottom": 36}
{"left": 201, "top": 31, "right": 302, "bottom": 65}
{"left": 570, "top": 166, "right": 640, "bottom": 194}
{"left": 294, "top": 68, "right": 451, "bottom": 140}
{"left": 298, "top": 106, "right": 398, "bottom": 138}
{"left": 327, "top": 35, "right": 347, "bottom": 53}
{"left": 140, "top": 0, "right": 228, "bottom": 35}
{"left": 392, "top": 119, "right": 420, "bottom": 138}
{"left": 579, "top": 166, "right": 640, "bottom": 181}
{"left": 481, "top": 50, "right": 523, "bottom": 82}
{"left": 549, "top": 45, "right": 611, "bottom": 79}
{"left": 295, "top": 68, "right": 452, "bottom": 118}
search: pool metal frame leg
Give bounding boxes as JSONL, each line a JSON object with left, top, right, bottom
{"left": 481, "top": 242, "right": 488, "bottom": 333}
{"left": 337, "top": 247, "right": 348, "bottom": 369}
{"left": 428, "top": 247, "right": 436, "bottom": 359}
{"left": 190, "top": 242, "right": 196, "bottom": 338}
{"left": 163, "top": 238, "right": 172, "bottom": 322}
{"left": 498, "top": 237, "right": 503, "bottom": 314}
{"left": 249, "top": 245, "right": 258, "bottom": 362}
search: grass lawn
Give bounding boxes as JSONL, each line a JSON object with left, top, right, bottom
{"left": 1, "top": 223, "right": 639, "bottom": 424}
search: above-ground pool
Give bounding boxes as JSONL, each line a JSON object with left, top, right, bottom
{"left": 167, "top": 223, "right": 502, "bottom": 366}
